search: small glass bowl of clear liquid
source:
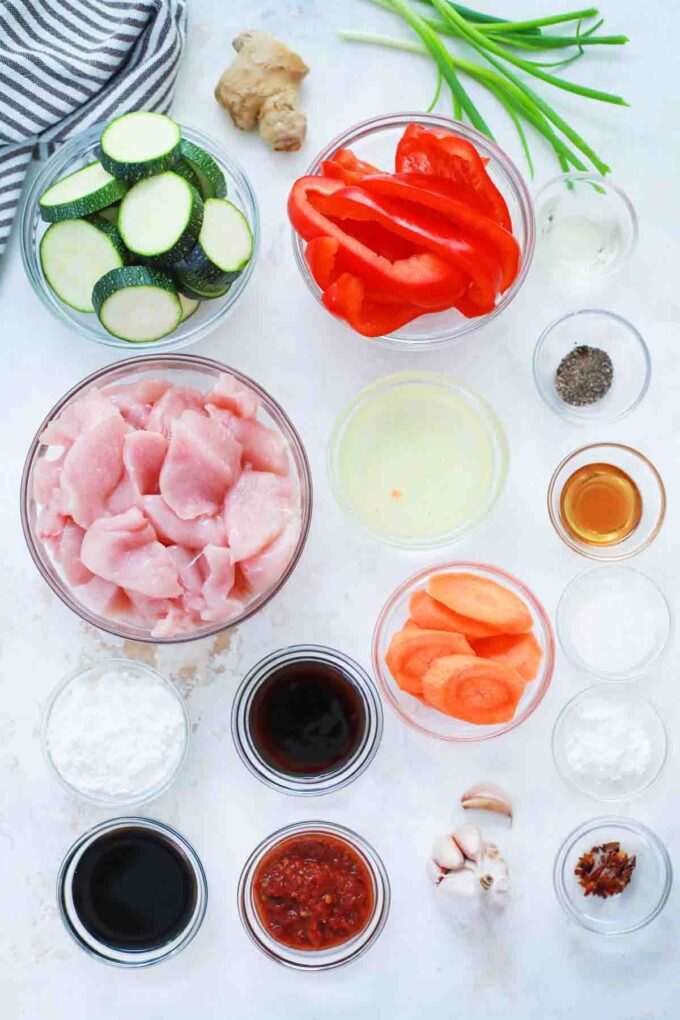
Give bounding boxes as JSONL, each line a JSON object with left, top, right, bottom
{"left": 535, "top": 173, "right": 637, "bottom": 280}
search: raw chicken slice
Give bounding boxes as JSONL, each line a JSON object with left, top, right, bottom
{"left": 223, "top": 470, "right": 295, "bottom": 562}
{"left": 199, "top": 545, "right": 237, "bottom": 621}
{"left": 53, "top": 522, "right": 93, "bottom": 586}
{"left": 240, "top": 518, "right": 301, "bottom": 595}
{"left": 41, "top": 389, "right": 121, "bottom": 447}
{"left": 167, "top": 545, "right": 205, "bottom": 595}
{"left": 33, "top": 454, "right": 64, "bottom": 505}
{"left": 123, "top": 431, "right": 167, "bottom": 495}
{"left": 160, "top": 410, "right": 242, "bottom": 520}
{"left": 205, "top": 372, "right": 260, "bottom": 419}
{"left": 146, "top": 385, "right": 206, "bottom": 437}
{"left": 143, "top": 495, "right": 227, "bottom": 548}
{"left": 151, "top": 604, "right": 201, "bottom": 639}
{"left": 80, "top": 507, "right": 181, "bottom": 598}
{"left": 38, "top": 503, "right": 66, "bottom": 541}
{"left": 61, "top": 414, "right": 126, "bottom": 528}
{"left": 206, "top": 405, "right": 289, "bottom": 476}
{"left": 123, "top": 590, "right": 175, "bottom": 626}
{"left": 74, "top": 576, "right": 123, "bottom": 616}
{"left": 107, "top": 473, "right": 140, "bottom": 515}
{"left": 106, "top": 378, "right": 171, "bottom": 428}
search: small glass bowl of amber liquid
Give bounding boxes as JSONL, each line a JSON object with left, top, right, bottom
{"left": 548, "top": 443, "right": 666, "bottom": 561}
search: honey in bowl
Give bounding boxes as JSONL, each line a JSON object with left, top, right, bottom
{"left": 559, "top": 462, "right": 642, "bottom": 546}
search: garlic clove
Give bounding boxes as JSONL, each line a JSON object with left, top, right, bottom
{"left": 427, "top": 858, "right": 447, "bottom": 886}
{"left": 453, "top": 823, "right": 484, "bottom": 862}
{"left": 438, "top": 866, "right": 479, "bottom": 898}
{"left": 431, "top": 834, "right": 465, "bottom": 872}
{"left": 460, "top": 782, "right": 512, "bottom": 823}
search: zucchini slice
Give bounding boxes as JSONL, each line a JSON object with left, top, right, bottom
{"left": 179, "top": 292, "right": 200, "bottom": 321}
{"left": 173, "top": 198, "right": 252, "bottom": 293}
{"left": 173, "top": 158, "right": 201, "bottom": 192}
{"left": 100, "top": 111, "right": 181, "bottom": 181}
{"left": 93, "top": 266, "right": 181, "bottom": 343}
{"left": 94, "top": 203, "right": 120, "bottom": 225}
{"left": 179, "top": 139, "right": 227, "bottom": 200}
{"left": 39, "top": 161, "right": 128, "bottom": 223}
{"left": 174, "top": 273, "right": 232, "bottom": 301}
{"left": 118, "top": 172, "right": 203, "bottom": 264}
{"left": 39, "top": 217, "right": 127, "bottom": 312}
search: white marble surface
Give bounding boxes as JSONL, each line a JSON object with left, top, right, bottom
{"left": 3, "top": 1, "right": 680, "bottom": 1016}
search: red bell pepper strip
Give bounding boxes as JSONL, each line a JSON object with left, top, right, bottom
{"left": 360, "top": 173, "right": 519, "bottom": 292}
{"left": 288, "top": 176, "right": 467, "bottom": 308}
{"left": 305, "top": 237, "right": 339, "bottom": 290}
{"left": 322, "top": 272, "right": 425, "bottom": 337}
{"left": 310, "top": 184, "right": 501, "bottom": 315}
{"left": 395, "top": 124, "right": 511, "bottom": 231}
{"left": 320, "top": 147, "right": 382, "bottom": 185}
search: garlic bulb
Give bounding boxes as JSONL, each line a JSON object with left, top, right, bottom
{"left": 428, "top": 823, "right": 509, "bottom": 910}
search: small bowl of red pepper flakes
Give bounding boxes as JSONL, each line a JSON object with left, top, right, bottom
{"left": 238, "top": 821, "right": 390, "bottom": 969}
{"left": 553, "top": 817, "right": 672, "bottom": 936}
{"left": 289, "top": 113, "right": 534, "bottom": 348}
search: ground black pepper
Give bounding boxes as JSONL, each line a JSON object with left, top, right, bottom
{"left": 555, "top": 345, "right": 613, "bottom": 407}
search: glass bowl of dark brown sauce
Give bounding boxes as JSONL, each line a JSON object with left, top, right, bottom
{"left": 231, "top": 645, "right": 383, "bottom": 795}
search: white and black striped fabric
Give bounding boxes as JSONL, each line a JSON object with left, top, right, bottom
{"left": 0, "top": 0, "right": 188, "bottom": 256}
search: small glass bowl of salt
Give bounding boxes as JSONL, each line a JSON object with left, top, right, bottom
{"left": 42, "top": 658, "right": 190, "bottom": 808}
{"left": 552, "top": 685, "right": 668, "bottom": 802}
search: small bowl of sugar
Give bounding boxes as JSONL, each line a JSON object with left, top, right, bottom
{"left": 42, "top": 658, "right": 189, "bottom": 808}
{"left": 552, "top": 685, "right": 668, "bottom": 802}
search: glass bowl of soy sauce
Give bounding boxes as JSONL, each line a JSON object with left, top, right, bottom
{"left": 57, "top": 817, "right": 207, "bottom": 967}
{"left": 231, "top": 645, "right": 383, "bottom": 795}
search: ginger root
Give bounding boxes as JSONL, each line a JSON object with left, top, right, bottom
{"left": 214, "top": 31, "right": 309, "bottom": 152}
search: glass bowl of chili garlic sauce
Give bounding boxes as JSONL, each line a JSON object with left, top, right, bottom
{"left": 231, "top": 646, "right": 383, "bottom": 794}
{"left": 57, "top": 817, "right": 207, "bottom": 967}
{"left": 238, "top": 821, "right": 390, "bottom": 970}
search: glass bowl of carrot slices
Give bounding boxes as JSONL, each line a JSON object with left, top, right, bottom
{"left": 290, "top": 113, "right": 535, "bottom": 350}
{"left": 372, "top": 562, "right": 555, "bottom": 742}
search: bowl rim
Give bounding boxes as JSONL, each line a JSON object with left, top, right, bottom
{"left": 546, "top": 442, "right": 666, "bottom": 561}
{"left": 20, "top": 121, "right": 260, "bottom": 352}
{"left": 534, "top": 171, "right": 639, "bottom": 280}
{"left": 532, "top": 308, "right": 651, "bottom": 424}
{"left": 372, "top": 560, "right": 555, "bottom": 743}
{"left": 551, "top": 683, "right": 669, "bottom": 803}
{"left": 327, "top": 370, "right": 509, "bottom": 549}
{"left": 41, "top": 657, "right": 190, "bottom": 807}
{"left": 236, "top": 819, "right": 390, "bottom": 970}
{"left": 553, "top": 815, "right": 673, "bottom": 935}
{"left": 555, "top": 563, "right": 673, "bottom": 680}
{"left": 20, "top": 353, "right": 313, "bottom": 644}
{"left": 291, "top": 111, "right": 535, "bottom": 350}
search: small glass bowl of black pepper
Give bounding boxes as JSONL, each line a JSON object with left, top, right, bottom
{"left": 533, "top": 309, "right": 651, "bottom": 424}
{"left": 231, "top": 645, "right": 383, "bottom": 796}
{"left": 57, "top": 817, "right": 208, "bottom": 967}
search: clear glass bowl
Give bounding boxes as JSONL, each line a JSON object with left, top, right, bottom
{"left": 231, "top": 645, "right": 383, "bottom": 795}
{"left": 533, "top": 309, "right": 650, "bottom": 424}
{"left": 42, "top": 658, "right": 190, "bottom": 807}
{"left": 237, "top": 820, "right": 390, "bottom": 970}
{"left": 57, "top": 816, "right": 208, "bottom": 967}
{"left": 547, "top": 443, "right": 666, "bottom": 561}
{"left": 20, "top": 123, "right": 259, "bottom": 351}
{"left": 20, "top": 354, "right": 312, "bottom": 644}
{"left": 552, "top": 685, "right": 668, "bottom": 801}
{"left": 372, "top": 561, "right": 555, "bottom": 742}
{"left": 292, "top": 113, "right": 535, "bottom": 350}
{"left": 556, "top": 566, "right": 672, "bottom": 681}
{"left": 327, "top": 371, "right": 508, "bottom": 549}
{"left": 553, "top": 817, "right": 672, "bottom": 935}
{"left": 535, "top": 173, "right": 637, "bottom": 281}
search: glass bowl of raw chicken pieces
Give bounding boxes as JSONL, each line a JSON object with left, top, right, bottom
{"left": 21, "top": 355, "right": 312, "bottom": 642}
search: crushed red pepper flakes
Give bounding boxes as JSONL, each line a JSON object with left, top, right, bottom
{"left": 574, "top": 841, "right": 637, "bottom": 899}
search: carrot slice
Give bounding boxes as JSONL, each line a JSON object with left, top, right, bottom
{"left": 421, "top": 654, "right": 526, "bottom": 724}
{"left": 403, "top": 618, "right": 422, "bottom": 632}
{"left": 409, "top": 589, "right": 502, "bottom": 640}
{"left": 471, "top": 632, "right": 543, "bottom": 683}
{"left": 426, "top": 573, "right": 533, "bottom": 635}
{"left": 385, "top": 627, "right": 472, "bottom": 695}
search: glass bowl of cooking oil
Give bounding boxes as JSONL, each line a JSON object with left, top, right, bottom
{"left": 535, "top": 174, "right": 637, "bottom": 282}
{"left": 547, "top": 443, "right": 666, "bottom": 561}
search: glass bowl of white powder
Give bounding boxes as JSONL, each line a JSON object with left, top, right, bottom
{"left": 42, "top": 658, "right": 190, "bottom": 808}
{"left": 552, "top": 685, "right": 668, "bottom": 802}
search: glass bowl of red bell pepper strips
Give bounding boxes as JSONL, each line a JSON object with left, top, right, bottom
{"left": 289, "top": 113, "right": 535, "bottom": 349}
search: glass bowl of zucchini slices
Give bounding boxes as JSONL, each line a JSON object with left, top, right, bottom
{"left": 21, "top": 111, "right": 259, "bottom": 351}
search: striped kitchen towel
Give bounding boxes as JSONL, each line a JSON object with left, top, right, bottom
{"left": 0, "top": 0, "right": 188, "bottom": 257}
